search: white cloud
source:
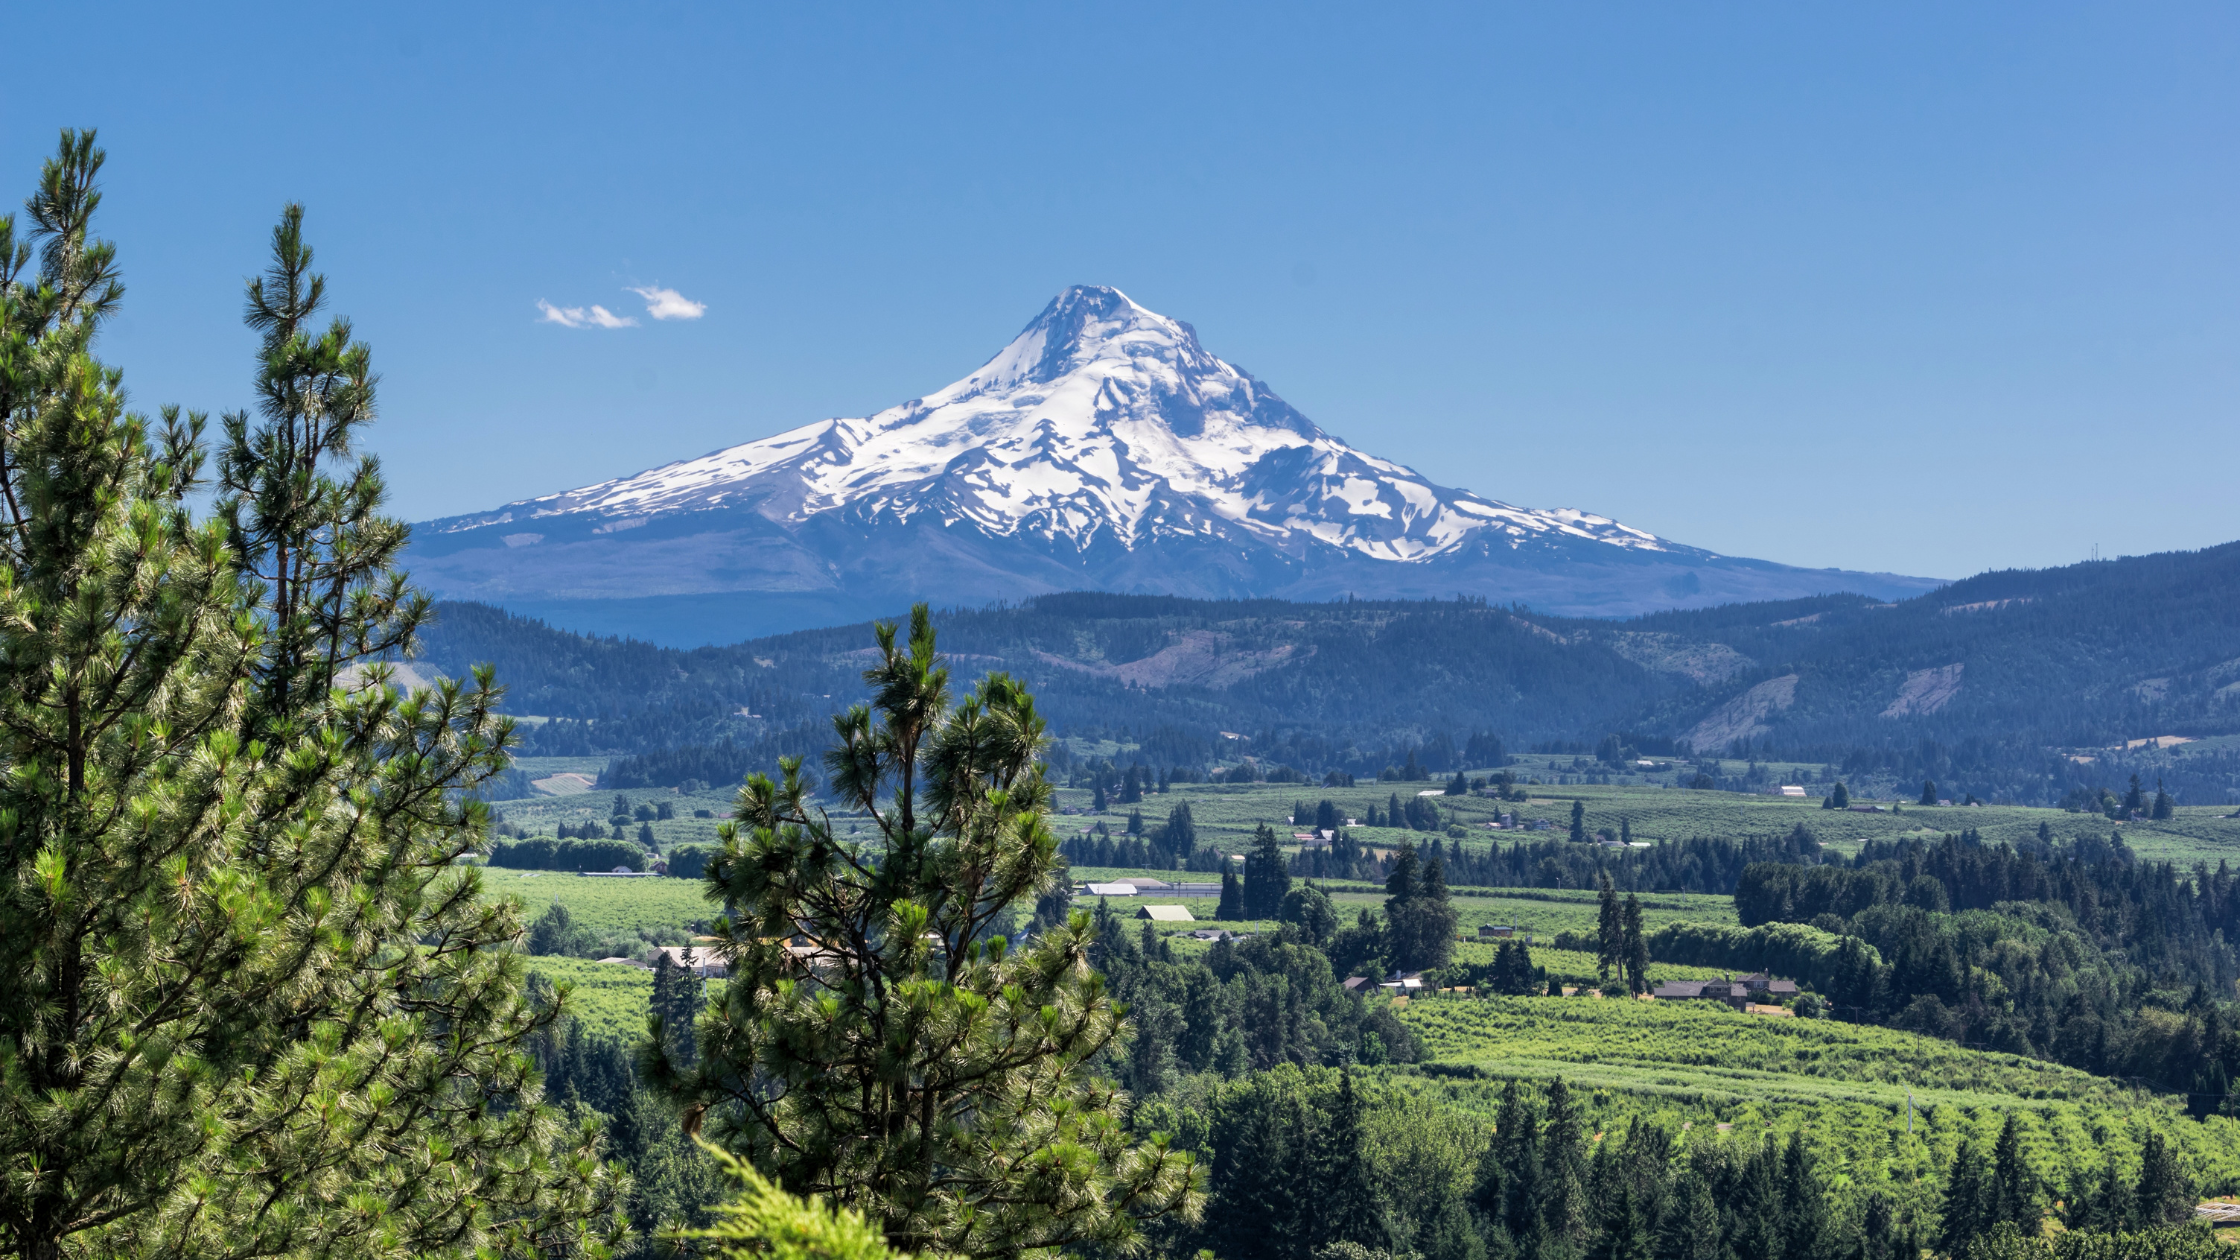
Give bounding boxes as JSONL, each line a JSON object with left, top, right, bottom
{"left": 537, "top": 300, "right": 636, "bottom": 329}
{"left": 630, "top": 285, "right": 707, "bottom": 321}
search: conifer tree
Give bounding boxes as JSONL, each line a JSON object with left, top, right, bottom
{"left": 1539, "top": 1079, "right": 1586, "bottom": 1245}
{"left": 1570, "top": 800, "right": 1586, "bottom": 844}
{"left": 1163, "top": 800, "right": 1196, "bottom": 860}
{"left": 1310, "top": 1070, "right": 1385, "bottom": 1252}
{"left": 2131, "top": 1129, "right": 2192, "bottom": 1227}
{"left": 0, "top": 136, "right": 623, "bottom": 1257}
{"left": 1987, "top": 1114, "right": 2036, "bottom": 1232}
{"left": 2152, "top": 779, "right": 2175, "bottom": 821}
{"left": 658, "top": 607, "right": 1200, "bottom": 1257}
{"left": 1217, "top": 867, "right": 1244, "bottom": 920}
{"left": 1621, "top": 893, "right": 1649, "bottom": 995}
{"left": 1595, "top": 873, "right": 1622, "bottom": 983}
{"left": 1938, "top": 1139, "right": 1988, "bottom": 1254}
{"left": 1921, "top": 780, "right": 1939, "bottom": 806}
{"left": 1829, "top": 782, "right": 1850, "bottom": 809}
{"left": 1243, "top": 822, "right": 1292, "bottom": 919}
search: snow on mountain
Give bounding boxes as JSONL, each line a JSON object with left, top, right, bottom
{"left": 412, "top": 286, "right": 1941, "bottom": 645}
{"left": 429, "top": 286, "right": 1676, "bottom": 564}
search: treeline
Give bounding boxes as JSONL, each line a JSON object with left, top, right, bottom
{"left": 1735, "top": 833, "right": 2240, "bottom": 1105}
{"left": 488, "top": 837, "right": 647, "bottom": 872}
{"left": 1286, "top": 829, "right": 1827, "bottom": 895}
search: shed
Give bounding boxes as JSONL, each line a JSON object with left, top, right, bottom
{"left": 1085, "top": 882, "right": 1139, "bottom": 896}
{"left": 1137, "top": 905, "right": 1194, "bottom": 923}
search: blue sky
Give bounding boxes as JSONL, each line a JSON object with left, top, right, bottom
{"left": 4, "top": 3, "right": 2235, "bottom": 580}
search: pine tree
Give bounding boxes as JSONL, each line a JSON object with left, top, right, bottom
{"left": 659, "top": 608, "right": 1200, "bottom": 1256}
{"left": 1094, "top": 779, "right": 1109, "bottom": 812}
{"left": 2123, "top": 774, "right": 2147, "bottom": 816}
{"left": 1921, "top": 780, "right": 1939, "bottom": 806}
{"left": 1317, "top": 799, "right": 1341, "bottom": 832}
{"left": 1127, "top": 807, "right": 1144, "bottom": 835}
{"left": 1570, "top": 799, "right": 1587, "bottom": 843}
{"left": 1218, "top": 868, "right": 1245, "bottom": 920}
{"left": 1830, "top": 782, "right": 1850, "bottom": 809}
{"left": 2153, "top": 779, "right": 2175, "bottom": 820}
{"left": 0, "top": 139, "right": 623, "bottom": 1256}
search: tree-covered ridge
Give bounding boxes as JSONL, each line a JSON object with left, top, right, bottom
{"left": 416, "top": 538, "right": 2240, "bottom": 805}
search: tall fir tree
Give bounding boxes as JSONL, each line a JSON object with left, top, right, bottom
{"left": 0, "top": 136, "right": 623, "bottom": 1257}
{"left": 1570, "top": 800, "right": 1587, "bottom": 844}
{"left": 1217, "top": 866, "right": 1245, "bottom": 920}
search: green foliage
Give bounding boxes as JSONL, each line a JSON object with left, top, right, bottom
{"left": 1643, "top": 921, "right": 1869, "bottom": 994}
{"left": 661, "top": 607, "right": 1201, "bottom": 1257}
{"left": 0, "top": 135, "right": 622, "bottom": 1257}
{"left": 695, "top": 1142, "right": 903, "bottom": 1260}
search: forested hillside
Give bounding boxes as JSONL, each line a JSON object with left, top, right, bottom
{"left": 415, "top": 542, "right": 2240, "bottom": 806}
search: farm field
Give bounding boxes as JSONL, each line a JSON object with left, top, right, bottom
{"left": 523, "top": 955, "right": 661, "bottom": 1043}
{"left": 1386, "top": 995, "right": 2240, "bottom": 1214}
{"left": 1052, "top": 779, "right": 2240, "bottom": 868}
{"left": 483, "top": 868, "right": 714, "bottom": 938}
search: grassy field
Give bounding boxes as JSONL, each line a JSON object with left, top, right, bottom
{"left": 1385, "top": 995, "right": 2240, "bottom": 1210}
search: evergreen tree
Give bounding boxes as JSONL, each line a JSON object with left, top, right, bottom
{"left": 1595, "top": 873, "right": 1622, "bottom": 983}
{"left": 1938, "top": 1139, "right": 1988, "bottom": 1255}
{"left": 1163, "top": 800, "right": 1197, "bottom": 859}
{"left": 1218, "top": 867, "right": 1245, "bottom": 920}
{"left": 1988, "top": 1114, "right": 2036, "bottom": 1232}
{"left": 659, "top": 608, "right": 1200, "bottom": 1256}
{"left": 1656, "top": 1170, "right": 1721, "bottom": 1260}
{"left": 1621, "top": 894, "right": 1649, "bottom": 995}
{"left": 1127, "top": 807, "right": 1144, "bottom": 835}
{"left": 1094, "top": 779, "right": 1109, "bottom": 812}
{"left": 1570, "top": 800, "right": 1587, "bottom": 844}
{"left": 2152, "top": 779, "right": 2175, "bottom": 821}
{"left": 1244, "top": 823, "right": 1292, "bottom": 919}
{"left": 1921, "top": 780, "right": 1939, "bottom": 806}
{"left": 1317, "top": 799, "right": 1341, "bottom": 832}
{"left": 1779, "top": 1132, "right": 1828, "bottom": 1260}
{"left": 0, "top": 140, "right": 624, "bottom": 1257}
{"left": 2123, "top": 774, "right": 2146, "bottom": 816}
{"left": 1446, "top": 770, "right": 1470, "bottom": 797}
{"left": 1829, "top": 782, "right": 1850, "bottom": 809}
{"left": 1310, "top": 1070, "right": 1386, "bottom": 1252}
{"left": 1539, "top": 1079, "right": 1586, "bottom": 1245}
{"left": 1488, "top": 1081, "right": 1543, "bottom": 1244}
{"left": 2132, "top": 1129, "right": 2191, "bottom": 1227}
{"left": 1388, "top": 792, "right": 1404, "bottom": 826}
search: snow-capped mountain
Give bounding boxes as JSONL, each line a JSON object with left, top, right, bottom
{"left": 411, "top": 286, "right": 1939, "bottom": 646}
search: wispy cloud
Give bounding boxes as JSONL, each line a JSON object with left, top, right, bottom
{"left": 537, "top": 300, "right": 636, "bottom": 329}
{"left": 630, "top": 285, "right": 707, "bottom": 321}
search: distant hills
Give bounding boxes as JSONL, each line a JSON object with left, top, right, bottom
{"left": 415, "top": 541, "right": 2240, "bottom": 807}
{"left": 408, "top": 285, "right": 1937, "bottom": 645}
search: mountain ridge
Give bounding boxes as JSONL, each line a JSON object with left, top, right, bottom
{"left": 410, "top": 285, "right": 1940, "bottom": 644}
